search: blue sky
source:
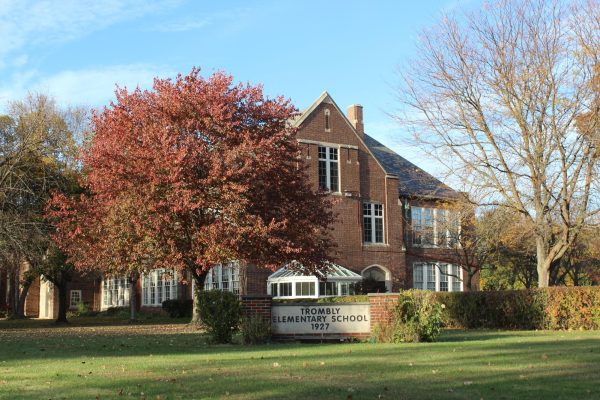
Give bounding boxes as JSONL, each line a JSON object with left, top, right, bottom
{"left": 0, "top": 0, "right": 477, "bottom": 177}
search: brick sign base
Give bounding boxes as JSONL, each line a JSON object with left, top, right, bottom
{"left": 242, "top": 293, "right": 400, "bottom": 341}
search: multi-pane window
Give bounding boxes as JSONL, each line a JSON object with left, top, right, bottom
{"left": 203, "top": 261, "right": 240, "bottom": 295}
{"left": 70, "top": 290, "right": 82, "bottom": 308}
{"left": 413, "top": 263, "right": 463, "bottom": 292}
{"left": 340, "top": 282, "right": 355, "bottom": 296}
{"left": 412, "top": 207, "right": 434, "bottom": 246}
{"left": 439, "top": 264, "right": 449, "bottom": 292}
{"left": 426, "top": 263, "right": 436, "bottom": 290}
{"left": 451, "top": 264, "right": 461, "bottom": 289}
{"left": 319, "top": 281, "right": 338, "bottom": 296}
{"left": 279, "top": 282, "right": 292, "bottom": 297}
{"left": 142, "top": 270, "right": 178, "bottom": 306}
{"left": 412, "top": 207, "right": 459, "bottom": 247}
{"left": 295, "top": 282, "right": 316, "bottom": 296}
{"left": 363, "top": 203, "right": 384, "bottom": 244}
{"left": 102, "top": 276, "right": 130, "bottom": 308}
{"left": 318, "top": 146, "right": 339, "bottom": 192}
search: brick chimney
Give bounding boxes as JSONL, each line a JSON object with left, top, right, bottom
{"left": 347, "top": 104, "right": 364, "bottom": 136}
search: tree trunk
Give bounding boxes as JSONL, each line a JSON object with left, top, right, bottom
{"left": 15, "top": 277, "right": 33, "bottom": 318}
{"left": 536, "top": 237, "right": 550, "bottom": 288}
{"left": 191, "top": 272, "right": 207, "bottom": 325}
{"left": 55, "top": 282, "right": 69, "bottom": 324}
{"left": 128, "top": 273, "right": 138, "bottom": 323}
{"left": 465, "top": 270, "right": 475, "bottom": 291}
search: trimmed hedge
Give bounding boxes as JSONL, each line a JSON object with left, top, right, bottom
{"left": 436, "top": 286, "right": 600, "bottom": 330}
{"left": 162, "top": 299, "right": 193, "bottom": 318}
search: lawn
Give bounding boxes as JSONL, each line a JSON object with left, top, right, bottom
{"left": 0, "top": 318, "right": 598, "bottom": 400}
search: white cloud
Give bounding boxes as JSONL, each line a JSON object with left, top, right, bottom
{"left": 0, "top": 64, "right": 175, "bottom": 109}
{"left": 0, "top": 0, "right": 179, "bottom": 62}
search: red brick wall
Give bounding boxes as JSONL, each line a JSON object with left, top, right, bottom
{"left": 368, "top": 293, "right": 400, "bottom": 329}
{"left": 293, "top": 101, "right": 407, "bottom": 291}
{"left": 25, "top": 277, "right": 40, "bottom": 317}
{"left": 241, "top": 295, "right": 272, "bottom": 322}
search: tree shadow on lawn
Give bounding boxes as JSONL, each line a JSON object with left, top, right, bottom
{"left": 0, "top": 315, "right": 188, "bottom": 330}
{"left": 5, "top": 341, "right": 599, "bottom": 400}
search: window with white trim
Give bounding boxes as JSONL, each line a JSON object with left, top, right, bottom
{"left": 412, "top": 207, "right": 459, "bottom": 247}
{"left": 295, "top": 282, "right": 315, "bottom": 297}
{"left": 70, "top": 290, "right": 82, "bottom": 309}
{"left": 413, "top": 262, "right": 463, "bottom": 292}
{"left": 318, "top": 146, "right": 339, "bottom": 192}
{"left": 203, "top": 261, "right": 240, "bottom": 295}
{"left": 363, "top": 203, "right": 384, "bottom": 244}
{"left": 142, "top": 269, "right": 178, "bottom": 306}
{"left": 319, "top": 281, "right": 338, "bottom": 296}
{"left": 102, "top": 276, "right": 130, "bottom": 308}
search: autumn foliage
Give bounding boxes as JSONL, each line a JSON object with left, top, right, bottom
{"left": 49, "top": 68, "right": 335, "bottom": 292}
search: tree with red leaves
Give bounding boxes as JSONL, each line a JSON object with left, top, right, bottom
{"left": 49, "top": 68, "right": 335, "bottom": 322}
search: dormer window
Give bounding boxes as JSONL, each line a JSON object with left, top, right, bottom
{"left": 324, "top": 109, "right": 331, "bottom": 132}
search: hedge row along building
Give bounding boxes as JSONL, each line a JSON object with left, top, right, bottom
{"left": 2, "top": 92, "right": 473, "bottom": 318}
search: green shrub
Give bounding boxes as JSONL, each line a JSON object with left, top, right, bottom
{"left": 393, "top": 290, "right": 443, "bottom": 342}
{"left": 198, "top": 290, "right": 241, "bottom": 343}
{"left": 162, "top": 299, "right": 193, "bottom": 318}
{"left": 370, "top": 322, "right": 395, "bottom": 343}
{"left": 436, "top": 286, "right": 600, "bottom": 330}
{"left": 240, "top": 315, "right": 271, "bottom": 345}
{"left": 544, "top": 287, "right": 600, "bottom": 330}
{"left": 104, "top": 306, "right": 129, "bottom": 316}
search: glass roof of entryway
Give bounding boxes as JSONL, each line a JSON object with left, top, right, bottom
{"left": 268, "top": 262, "right": 362, "bottom": 280}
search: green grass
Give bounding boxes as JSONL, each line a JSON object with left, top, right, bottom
{"left": 0, "top": 319, "right": 599, "bottom": 399}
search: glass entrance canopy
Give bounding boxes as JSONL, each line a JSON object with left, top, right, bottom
{"left": 267, "top": 262, "right": 362, "bottom": 299}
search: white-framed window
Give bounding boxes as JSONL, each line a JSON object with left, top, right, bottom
{"left": 319, "top": 281, "right": 338, "bottom": 296}
{"left": 279, "top": 282, "right": 292, "bottom": 297}
{"left": 324, "top": 109, "right": 331, "bottom": 132}
{"left": 102, "top": 276, "right": 130, "bottom": 308}
{"left": 295, "top": 282, "right": 316, "bottom": 297}
{"left": 70, "top": 290, "right": 82, "bottom": 309}
{"left": 203, "top": 261, "right": 240, "bottom": 295}
{"left": 412, "top": 207, "right": 459, "bottom": 247}
{"left": 142, "top": 269, "right": 178, "bottom": 306}
{"left": 318, "top": 146, "right": 339, "bottom": 192}
{"left": 363, "top": 202, "right": 384, "bottom": 244}
{"left": 412, "top": 262, "right": 463, "bottom": 292}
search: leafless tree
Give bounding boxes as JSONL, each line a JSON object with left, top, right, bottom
{"left": 397, "top": 0, "right": 600, "bottom": 287}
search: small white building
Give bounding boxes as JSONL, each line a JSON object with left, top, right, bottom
{"left": 267, "top": 263, "right": 363, "bottom": 299}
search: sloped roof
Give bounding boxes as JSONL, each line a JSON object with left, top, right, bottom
{"left": 292, "top": 91, "right": 459, "bottom": 200}
{"left": 268, "top": 262, "right": 362, "bottom": 280}
{"left": 363, "top": 134, "right": 459, "bottom": 199}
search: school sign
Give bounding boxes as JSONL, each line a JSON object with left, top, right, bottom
{"left": 241, "top": 294, "right": 398, "bottom": 341}
{"left": 272, "top": 303, "right": 370, "bottom": 335}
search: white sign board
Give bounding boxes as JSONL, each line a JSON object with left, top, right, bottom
{"left": 272, "top": 303, "right": 370, "bottom": 335}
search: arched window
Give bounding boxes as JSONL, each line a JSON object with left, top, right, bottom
{"left": 363, "top": 266, "right": 386, "bottom": 281}
{"left": 324, "top": 109, "right": 331, "bottom": 131}
{"left": 361, "top": 265, "right": 392, "bottom": 293}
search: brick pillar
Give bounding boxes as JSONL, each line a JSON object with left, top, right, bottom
{"left": 368, "top": 293, "right": 400, "bottom": 329}
{"left": 241, "top": 295, "right": 272, "bottom": 322}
